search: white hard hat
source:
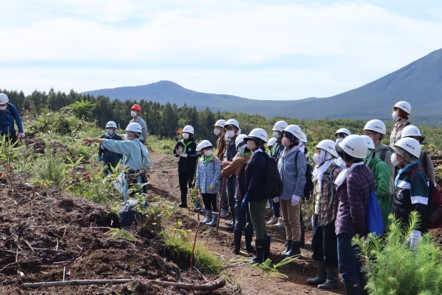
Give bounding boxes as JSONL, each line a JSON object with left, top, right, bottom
{"left": 182, "top": 125, "right": 194, "bottom": 134}
{"left": 0, "top": 93, "right": 9, "bottom": 104}
{"left": 268, "top": 137, "right": 277, "bottom": 147}
{"left": 214, "top": 119, "right": 226, "bottom": 128}
{"left": 394, "top": 137, "right": 421, "bottom": 158}
{"left": 360, "top": 135, "right": 375, "bottom": 150}
{"left": 337, "top": 135, "right": 367, "bottom": 159}
{"left": 300, "top": 131, "right": 308, "bottom": 143}
{"left": 283, "top": 124, "right": 303, "bottom": 140}
{"left": 105, "top": 121, "right": 117, "bottom": 129}
{"left": 245, "top": 128, "right": 268, "bottom": 143}
{"left": 394, "top": 101, "right": 411, "bottom": 115}
{"left": 272, "top": 120, "right": 288, "bottom": 132}
{"left": 401, "top": 125, "right": 424, "bottom": 141}
{"left": 335, "top": 128, "right": 351, "bottom": 137}
{"left": 196, "top": 140, "right": 213, "bottom": 151}
{"left": 225, "top": 119, "right": 240, "bottom": 129}
{"left": 364, "top": 119, "right": 386, "bottom": 135}
{"left": 125, "top": 122, "right": 142, "bottom": 134}
{"left": 235, "top": 134, "right": 247, "bottom": 149}
{"left": 316, "top": 139, "right": 339, "bottom": 158}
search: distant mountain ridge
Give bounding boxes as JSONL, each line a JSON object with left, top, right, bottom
{"left": 84, "top": 49, "right": 442, "bottom": 125}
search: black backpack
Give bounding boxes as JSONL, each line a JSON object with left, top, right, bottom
{"left": 262, "top": 153, "right": 283, "bottom": 199}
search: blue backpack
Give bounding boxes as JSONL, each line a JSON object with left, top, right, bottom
{"left": 366, "top": 191, "right": 385, "bottom": 236}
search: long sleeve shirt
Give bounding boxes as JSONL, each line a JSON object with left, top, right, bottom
{"left": 390, "top": 120, "right": 411, "bottom": 146}
{"left": 101, "top": 139, "right": 151, "bottom": 172}
{"left": 99, "top": 133, "right": 123, "bottom": 166}
{"left": 313, "top": 164, "right": 342, "bottom": 226}
{"left": 367, "top": 156, "right": 393, "bottom": 224}
{"left": 277, "top": 146, "right": 306, "bottom": 201}
{"left": 244, "top": 150, "right": 267, "bottom": 203}
{"left": 130, "top": 116, "right": 148, "bottom": 143}
{"left": 173, "top": 139, "right": 198, "bottom": 172}
{"left": 0, "top": 103, "right": 24, "bottom": 135}
{"left": 195, "top": 155, "right": 221, "bottom": 194}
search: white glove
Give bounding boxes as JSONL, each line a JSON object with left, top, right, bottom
{"left": 409, "top": 230, "right": 422, "bottom": 250}
{"left": 18, "top": 132, "right": 25, "bottom": 139}
{"left": 291, "top": 194, "right": 300, "bottom": 207}
{"left": 180, "top": 153, "right": 188, "bottom": 158}
{"left": 272, "top": 197, "right": 280, "bottom": 203}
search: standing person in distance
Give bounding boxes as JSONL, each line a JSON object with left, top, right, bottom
{"left": 363, "top": 119, "right": 394, "bottom": 177}
{"left": 307, "top": 139, "right": 342, "bottom": 290}
{"left": 267, "top": 137, "right": 277, "bottom": 154}
{"left": 267, "top": 120, "right": 288, "bottom": 227}
{"left": 389, "top": 100, "right": 412, "bottom": 146}
{"left": 334, "top": 128, "right": 352, "bottom": 169}
{"left": 334, "top": 135, "right": 375, "bottom": 294}
{"left": 242, "top": 128, "right": 270, "bottom": 263}
{"left": 0, "top": 93, "right": 25, "bottom": 144}
{"left": 214, "top": 119, "right": 229, "bottom": 218}
{"left": 173, "top": 125, "right": 198, "bottom": 208}
{"left": 129, "top": 104, "right": 148, "bottom": 144}
{"left": 98, "top": 121, "right": 122, "bottom": 175}
{"left": 223, "top": 119, "right": 240, "bottom": 230}
{"left": 278, "top": 124, "right": 306, "bottom": 257}
{"left": 195, "top": 140, "right": 221, "bottom": 227}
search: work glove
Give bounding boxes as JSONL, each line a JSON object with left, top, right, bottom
{"left": 97, "top": 155, "right": 103, "bottom": 162}
{"left": 291, "top": 194, "right": 300, "bottom": 207}
{"left": 209, "top": 185, "right": 215, "bottom": 191}
{"left": 241, "top": 194, "right": 250, "bottom": 210}
{"left": 272, "top": 197, "right": 280, "bottom": 203}
{"left": 180, "top": 153, "right": 188, "bottom": 158}
{"left": 408, "top": 230, "right": 422, "bottom": 250}
{"left": 18, "top": 132, "right": 25, "bottom": 139}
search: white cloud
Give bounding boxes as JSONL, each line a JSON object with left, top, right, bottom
{"left": 1, "top": 0, "right": 442, "bottom": 99}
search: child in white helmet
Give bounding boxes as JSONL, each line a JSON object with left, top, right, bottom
{"left": 195, "top": 140, "right": 221, "bottom": 226}
{"left": 98, "top": 121, "right": 122, "bottom": 175}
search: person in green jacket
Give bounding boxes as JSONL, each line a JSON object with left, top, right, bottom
{"left": 361, "top": 135, "right": 392, "bottom": 224}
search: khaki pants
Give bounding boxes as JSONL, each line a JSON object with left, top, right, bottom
{"left": 280, "top": 199, "right": 301, "bottom": 241}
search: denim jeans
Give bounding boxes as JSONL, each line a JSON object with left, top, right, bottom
{"left": 337, "top": 233, "right": 363, "bottom": 285}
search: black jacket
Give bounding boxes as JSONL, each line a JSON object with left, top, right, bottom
{"left": 244, "top": 150, "right": 267, "bottom": 202}
{"left": 99, "top": 133, "right": 122, "bottom": 166}
{"left": 173, "top": 139, "right": 198, "bottom": 172}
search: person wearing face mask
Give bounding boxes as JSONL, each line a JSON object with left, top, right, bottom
{"left": 129, "top": 104, "right": 148, "bottom": 144}
{"left": 363, "top": 119, "right": 394, "bottom": 177}
{"left": 267, "top": 120, "right": 287, "bottom": 227}
{"left": 213, "top": 119, "right": 229, "bottom": 219}
{"left": 277, "top": 124, "right": 306, "bottom": 257}
{"left": 334, "top": 128, "right": 351, "bottom": 169}
{"left": 173, "top": 125, "right": 198, "bottom": 208}
{"left": 195, "top": 140, "right": 221, "bottom": 227}
{"left": 307, "top": 139, "right": 341, "bottom": 290}
{"left": 334, "top": 135, "right": 375, "bottom": 295}
{"left": 0, "top": 93, "right": 25, "bottom": 145}
{"left": 361, "top": 135, "right": 392, "bottom": 225}
{"left": 222, "top": 134, "right": 254, "bottom": 254}
{"left": 401, "top": 125, "right": 436, "bottom": 185}
{"left": 389, "top": 101, "right": 412, "bottom": 146}
{"left": 241, "top": 128, "right": 270, "bottom": 263}
{"left": 222, "top": 119, "right": 240, "bottom": 229}
{"left": 391, "top": 137, "right": 429, "bottom": 249}
{"left": 98, "top": 121, "right": 123, "bottom": 175}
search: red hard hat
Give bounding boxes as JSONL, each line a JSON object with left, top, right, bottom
{"left": 131, "top": 104, "right": 141, "bottom": 112}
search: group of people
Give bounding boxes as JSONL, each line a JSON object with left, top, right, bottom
{"left": 173, "top": 100, "right": 434, "bottom": 295}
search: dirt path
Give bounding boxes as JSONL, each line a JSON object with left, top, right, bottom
{"left": 149, "top": 152, "right": 345, "bottom": 295}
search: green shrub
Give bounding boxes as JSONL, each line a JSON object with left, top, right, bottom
{"left": 32, "top": 149, "right": 66, "bottom": 187}
{"left": 353, "top": 212, "right": 442, "bottom": 295}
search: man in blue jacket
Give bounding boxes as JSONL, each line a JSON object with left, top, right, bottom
{"left": 0, "top": 93, "right": 25, "bottom": 144}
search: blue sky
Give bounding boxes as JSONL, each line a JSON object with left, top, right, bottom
{"left": 1, "top": 0, "right": 441, "bottom": 100}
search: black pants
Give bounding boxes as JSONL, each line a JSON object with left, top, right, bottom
{"left": 202, "top": 193, "right": 217, "bottom": 211}
{"left": 178, "top": 169, "right": 195, "bottom": 205}
{"left": 227, "top": 176, "right": 236, "bottom": 218}
{"left": 234, "top": 199, "right": 253, "bottom": 231}
{"left": 311, "top": 221, "right": 338, "bottom": 267}
{"left": 1, "top": 131, "right": 18, "bottom": 146}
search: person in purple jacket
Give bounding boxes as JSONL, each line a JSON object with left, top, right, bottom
{"left": 334, "top": 135, "right": 375, "bottom": 295}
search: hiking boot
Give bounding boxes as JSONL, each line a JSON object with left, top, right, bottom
{"left": 178, "top": 203, "right": 187, "bottom": 208}
{"left": 249, "top": 239, "right": 264, "bottom": 264}
{"left": 306, "top": 261, "right": 326, "bottom": 285}
{"left": 285, "top": 241, "right": 301, "bottom": 256}
{"left": 267, "top": 216, "right": 278, "bottom": 225}
{"left": 202, "top": 210, "right": 212, "bottom": 224}
{"left": 317, "top": 266, "right": 339, "bottom": 290}
{"left": 220, "top": 208, "right": 229, "bottom": 218}
{"left": 281, "top": 240, "right": 292, "bottom": 255}
{"left": 233, "top": 229, "right": 242, "bottom": 255}
{"left": 244, "top": 227, "right": 255, "bottom": 253}
{"left": 207, "top": 213, "right": 218, "bottom": 227}
{"left": 263, "top": 236, "right": 270, "bottom": 261}
{"left": 275, "top": 217, "right": 284, "bottom": 227}
{"left": 344, "top": 282, "right": 362, "bottom": 295}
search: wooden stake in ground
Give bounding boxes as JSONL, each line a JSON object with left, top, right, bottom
{"left": 216, "top": 177, "right": 227, "bottom": 234}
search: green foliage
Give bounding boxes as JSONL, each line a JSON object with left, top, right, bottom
{"left": 105, "top": 228, "right": 138, "bottom": 242}
{"left": 252, "top": 257, "right": 298, "bottom": 279}
{"left": 353, "top": 212, "right": 442, "bottom": 295}
{"left": 32, "top": 149, "right": 66, "bottom": 187}
{"left": 29, "top": 111, "right": 83, "bottom": 135}
{"left": 63, "top": 100, "right": 96, "bottom": 122}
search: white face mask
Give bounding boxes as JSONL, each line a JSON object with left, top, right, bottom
{"left": 182, "top": 133, "right": 189, "bottom": 140}
{"left": 226, "top": 130, "right": 235, "bottom": 139}
{"left": 0, "top": 106, "right": 6, "bottom": 111}
{"left": 204, "top": 150, "right": 213, "bottom": 157}
{"left": 335, "top": 138, "right": 343, "bottom": 144}
{"left": 131, "top": 111, "right": 137, "bottom": 117}
{"left": 273, "top": 131, "right": 280, "bottom": 138}
{"left": 281, "top": 137, "right": 290, "bottom": 147}
{"left": 392, "top": 111, "right": 400, "bottom": 121}
{"left": 106, "top": 128, "right": 114, "bottom": 136}
{"left": 214, "top": 128, "right": 221, "bottom": 136}
{"left": 124, "top": 133, "right": 129, "bottom": 141}
{"left": 313, "top": 153, "right": 321, "bottom": 165}
{"left": 390, "top": 152, "right": 400, "bottom": 167}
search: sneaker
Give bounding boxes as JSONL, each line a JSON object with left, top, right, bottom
{"left": 220, "top": 209, "right": 229, "bottom": 218}
{"left": 275, "top": 217, "right": 284, "bottom": 227}
{"left": 267, "top": 216, "right": 278, "bottom": 225}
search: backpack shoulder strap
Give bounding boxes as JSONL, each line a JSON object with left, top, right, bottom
{"left": 410, "top": 167, "right": 424, "bottom": 179}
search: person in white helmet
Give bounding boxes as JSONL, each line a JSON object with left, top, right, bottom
{"left": 195, "top": 140, "right": 221, "bottom": 227}
{"left": 391, "top": 137, "right": 429, "bottom": 249}
{"left": 213, "top": 119, "right": 229, "bottom": 219}
{"left": 241, "top": 128, "right": 270, "bottom": 264}
{"left": 0, "top": 93, "right": 25, "bottom": 144}
{"left": 98, "top": 121, "right": 122, "bottom": 175}
{"left": 83, "top": 122, "right": 152, "bottom": 227}
{"left": 363, "top": 119, "right": 394, "bottom": 177}
{"left": 334, "top": 128, "right": 351, "bottom": 169}
{"left": 390, "top": 100, "right": 412, "bottom": 146}
{"left": 307, "top": 139, "right": 342, "bottom": 290}
{"left": 267, "top": 137, "right": 277, "bottom": 154}
{"left": 277, "top": 124, "right": 306, "bottom": 257}
{"left": 334, "top": 135, "right": 375, "bottom": 294}
{"left": 173, "top": 125, "right": 198, "bottom": 208}
{"left": 222, "top": 134, "right": 254, "bottom": 254}
{"left": 401, "top": 125, "right": 436, "bottom": 185}
{"left": 222, "top": 119, "right": 240, "bottom": 228}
